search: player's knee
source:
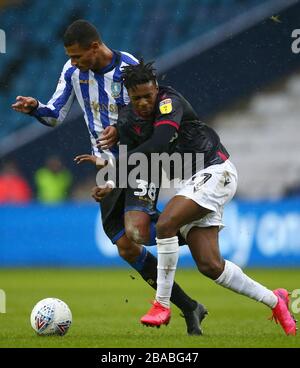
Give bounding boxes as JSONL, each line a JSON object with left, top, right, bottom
{"left": 156, "top": 216, "right": 178, "bottom": 238}
{"left": 197, "top": 259, "right": 224, "bottom": 280}
{"left": 125, "top": 222, "right": 149, "bottom": 245}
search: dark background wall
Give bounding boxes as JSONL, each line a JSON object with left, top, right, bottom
{"left": 160, "top": 2, "right": 300, "bottom": 119}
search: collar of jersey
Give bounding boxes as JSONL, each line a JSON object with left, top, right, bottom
{"left": 94, "top": 50, "right": 118, "bottom": 75}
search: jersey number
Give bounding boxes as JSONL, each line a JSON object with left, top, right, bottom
{"left": 193, "top": 173, "right": 212, "bottom": 192}
{"left": 134, "top": 180, "right": 157, "bottom": 201}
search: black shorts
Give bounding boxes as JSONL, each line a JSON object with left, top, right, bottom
{"left": 101, "top": 183, "right": 160, "bottom": 244}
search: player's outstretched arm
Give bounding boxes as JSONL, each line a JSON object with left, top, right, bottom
{"left": 12, "top": 61, "right": 75, "bottom": 127}
{"left": 12, "top": 96, "right": 38, "bottom": 114}
{"left": 74, "top": 154, "right": 97, "bottom": 165}
{"left": 74, "top": 155, "right": 107, "bottom": 169}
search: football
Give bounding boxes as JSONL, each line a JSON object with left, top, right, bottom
{"left": 30, "top": 298, "right": 72, "bottom": 336}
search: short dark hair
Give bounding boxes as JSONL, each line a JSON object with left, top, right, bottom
{"left": 122, "top": 60, "right": 157, "bottom": 90}
{"left": 63, "top": 19, "right": 101, "bottom": 48}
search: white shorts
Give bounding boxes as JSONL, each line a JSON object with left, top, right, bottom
{"left": 177, "top": 160, "right": 238, "bottom": 240}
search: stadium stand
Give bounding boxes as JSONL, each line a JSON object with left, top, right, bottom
{"left": 212, "top": 72, "right": 300, "bottom": 199}
{"left": 0, "top": 0, "right": 266, "bottom": 139}
{"left": 1, "top": 0, "right": 299, "bottom": 201}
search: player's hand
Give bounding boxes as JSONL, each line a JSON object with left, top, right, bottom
{"left": 96, "top": 126, "right": 118, "bottom": 150}
{"left": 91, "top": 185, "right": 113, "bottom": 202}
{"left": 74, "top": 155, "right": 108, "bottom": 169}
{"left": 11, "top": 96, "right": 38, "bottom": 114}
{"left": 74, "top": 154, "right": 97, "bottom": 165}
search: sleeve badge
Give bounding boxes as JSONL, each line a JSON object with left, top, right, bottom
{"left": 159, "top": 98, "right": 173, "bottom": 114}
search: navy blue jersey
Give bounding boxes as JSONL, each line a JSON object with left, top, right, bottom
{"left": 117, "top": 85, "right": 229, "bottom": 169}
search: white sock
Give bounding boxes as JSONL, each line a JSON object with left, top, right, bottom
{"left": 215, "top": 260, "right": 278, "bottom": 308}
{"left": 156, "top": 236, "right": 179, "bottom": 308}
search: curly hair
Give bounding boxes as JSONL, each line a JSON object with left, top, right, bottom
{"left": 122, "top": 60, "right": 157, "bottom": 90}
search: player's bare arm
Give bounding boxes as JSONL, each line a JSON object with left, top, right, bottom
{"left": 74, "top": 154, "right": 107, "bottom": 169}
{"left": 11, "top": 96, "right": 38, "bottom": 114}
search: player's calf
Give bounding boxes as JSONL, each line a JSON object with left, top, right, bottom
{"left": 196, "top": 259, "right": 225, "bottom": 280}
{"left": 116, "top": 236, "right": 142, "bottom": 263}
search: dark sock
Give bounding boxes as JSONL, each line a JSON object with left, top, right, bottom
{"left": 129, "top": 248, "right": 197, "bottom": 313}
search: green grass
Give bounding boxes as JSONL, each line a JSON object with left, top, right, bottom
{"left": 0, "top": 268, "right": 299, "bottom": 348}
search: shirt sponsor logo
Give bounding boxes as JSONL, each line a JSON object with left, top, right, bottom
{"left": 91, "top": 101, "right": 118, "bottom": 114}
{"left": 159, "top": 98, "right": 172, "bottom": 114}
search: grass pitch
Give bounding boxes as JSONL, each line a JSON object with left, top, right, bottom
{"left": 0, "top": 268, "right": 299, "bottom": 348}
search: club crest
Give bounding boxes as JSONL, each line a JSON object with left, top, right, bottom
{"left": 111, "top": 82, "right": 122, "bottom": 98}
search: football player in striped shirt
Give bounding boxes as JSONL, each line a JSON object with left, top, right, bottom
{"left": 12, "top": 20, "right": 206, "bottom": 335}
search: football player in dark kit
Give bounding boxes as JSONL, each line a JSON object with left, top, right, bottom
{"left": 85, "top": 61, "right": 296, "bottom": 336}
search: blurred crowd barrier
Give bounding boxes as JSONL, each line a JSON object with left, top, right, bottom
{"left": 1, "top": 197, "right": 300, "bottom": 268}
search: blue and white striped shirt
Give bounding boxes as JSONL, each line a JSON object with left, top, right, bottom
{"left": 32, "top": 50, "right": 138, "bottom": 158}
